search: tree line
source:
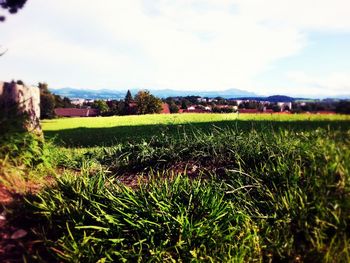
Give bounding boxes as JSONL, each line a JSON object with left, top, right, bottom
{"left": 86, "top": 90, "right": 163, "bottom": 116}
{"left": 38, "top": 82, "right": 163, "bottom": 119}
{"left": 12, "top": 80, "right": 350, "bottom": 119}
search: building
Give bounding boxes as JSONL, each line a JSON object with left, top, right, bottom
{"left": 277, "top": 102, "right": 292, "bottom": 111}
{"left": 70, "top": 98, "right": 85, "bottom": 106}
{"left": 54, "top": 108, "right": 99, "bottom": 117}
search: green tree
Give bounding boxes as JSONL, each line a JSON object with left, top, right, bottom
{"left": 135, "top": 90, "right": 162, "bottom": 115}
{"left": 92, "top": 100, "right": 109, "bottom": 116}
{"left": 38, "top": 82, "right": 56, "bottom": 119}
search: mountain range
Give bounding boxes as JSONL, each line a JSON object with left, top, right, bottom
{"left": 50, "top": 88, "right": 258, "bottom": 100}
{"left": 50, "top": 87, "right": 350, "bottom": 101}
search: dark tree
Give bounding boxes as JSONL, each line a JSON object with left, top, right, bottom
{"left": 124, "top": 90, "right": 133, "bottom": 104}
{"left": 16, "top": 79, "right": 24, "bottom": 85}
{"left": 165, "top": 98, "right": 179, "bottom": 113}
{"left": 0, "top": 0, "right": 28, "bottom": 21}
{"left": 271, "top": 104, "right": 281, "bottom": 112}
{"left": 105, "top": 100, "right": 118, "bottom": 116}
{"left": 301, "top": 103, "right": 313, "bottom": 112}
{"left": 118, "top": 101, "right": 130, "bottom": 115}
{"left": 38, "top": 82, "right": 56, "bottom": 119}
{"left": 1, "top": 0, "right": 28, "bottom": 57}
{"left": 169, "top": 102, "right": 179, "bottom": 113}
{"left": 215, "top": 97, "right": 227, "bottom": 105}
{"left": 54, "top": 95, "right": 72, "bottom": 108}
{"left": 122, "top": 90, "right": 135, "bottom": 115}
{"left": 335, "top": 101, "right": 350, "bottom": 114}
{"left": 181, "top": 99, "right": 190, "bottom": 109}
{"left": 228, "top": 100, "right": 238, "bottom": 106}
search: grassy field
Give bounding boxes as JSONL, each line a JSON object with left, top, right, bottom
{"left": 1, "top": 113, "right": 350, "bottom": 262}
{"left": 42, "top": 113, "right": 350, "bottom": 146}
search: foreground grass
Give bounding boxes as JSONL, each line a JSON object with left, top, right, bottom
{"left": 42, "top": 113, "right": 350, "bottom": 146}
{"left": 0, "top": 132, "right": 53, "bottom": 195}
{"left": 7, "top": 125, "right": 347, "bottom": 262}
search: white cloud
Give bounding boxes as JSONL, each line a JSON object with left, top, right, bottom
{"left": 0, "top": 0, "right": 348, "bottom": 95}
{"left": 234, "top": 0, "right": 350, "bottom": 32}
{"left": 287, "top": 71, "right": 350, "bottom": 96}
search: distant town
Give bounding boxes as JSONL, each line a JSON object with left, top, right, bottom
{"left": 49, "top": 88, "right": 350, "bottom": 118}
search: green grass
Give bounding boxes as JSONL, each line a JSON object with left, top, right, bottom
{"left": 42, "top": 113, "right": 350, "bottom": 146}
{"left": 43, "top": 113, "right": 350, "bottom": 131}
{"left": 0, "top": 132, "right": 54, "bottom": 193}
{"left": 10, "top": 126, "right": 348, "bottom": 262}
{"left": 3, "top": 113, "right": 350, "bottom": 262}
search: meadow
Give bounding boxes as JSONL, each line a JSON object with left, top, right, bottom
{"left": 1, "top": 113, "right": 350, "bottom": 262}
{"left": 42, "top": 113, "right": 350, "bottom": 146}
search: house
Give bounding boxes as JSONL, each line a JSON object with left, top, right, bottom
{"left": 235, "top": 100, "right": 243, "bottom": 106}
{"left": 187, "top": 105, "right": 196, "bottom": 111}
{"left": 277, "top": 102, "right": 292, "bottom": 111}
{"left": 54, "top": 108, "right": 99, "bottom": 117}
{"left": 197, "top": 97, "right": 207, "bottom": 103}
{"left": 183, "top": 105, "right": 211, "bottom": 113}
{"left": 70, "top": 98, "right": 85, "bottom": 106}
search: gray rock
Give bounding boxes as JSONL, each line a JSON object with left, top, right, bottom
{"left": 0, "top": 81, "right": 41, "bottom": 133}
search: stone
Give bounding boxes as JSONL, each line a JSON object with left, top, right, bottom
{"left": 0, "top": 81, "right": 41, "bottom": 133}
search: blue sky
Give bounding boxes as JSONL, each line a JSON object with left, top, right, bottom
{"left": 254, "top": 32, "right": 350, "bottom": 96}
{"left": 0, "top": 0, "right": 349, "bottom": 97}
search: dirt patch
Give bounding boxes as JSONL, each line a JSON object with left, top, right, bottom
{"left": 0, "top": 196, "right": 30, "bottom": 262}
{"left": 0, "top": 175, "right": 56, "bottom": 263}
{"left": 116, "top": 174, "right": 148, "bottom": 188}
{"left": 114, "top": 161, "right": 218, "bottom": 188}
{"left": 0, "top": 184, "right": 14, "bottom": 205}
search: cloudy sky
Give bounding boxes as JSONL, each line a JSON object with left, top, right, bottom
{"left": 0, "top": 0, "right": 349, "bottom": 97}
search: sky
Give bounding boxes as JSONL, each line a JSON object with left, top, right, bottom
{"left": 0, "top": 0, "right": 349, "bottom": 97}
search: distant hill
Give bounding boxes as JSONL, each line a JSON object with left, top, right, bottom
{"left": 50, "top": 88, "right": 125, "bottom": 100}
{"left": 50, "top": 88, "right": 258, "bottom": 99}
{"left": 265, "top": 95, "right": 295, "bottom": 102}
{"left": 231, "top": 95, "right": 297, "bottom": 102}
{"left": 150, "top": 88, "right": 257, "bottom": 98}
{"left": 54, "top": 88, "right": 344, "bottom": 102}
